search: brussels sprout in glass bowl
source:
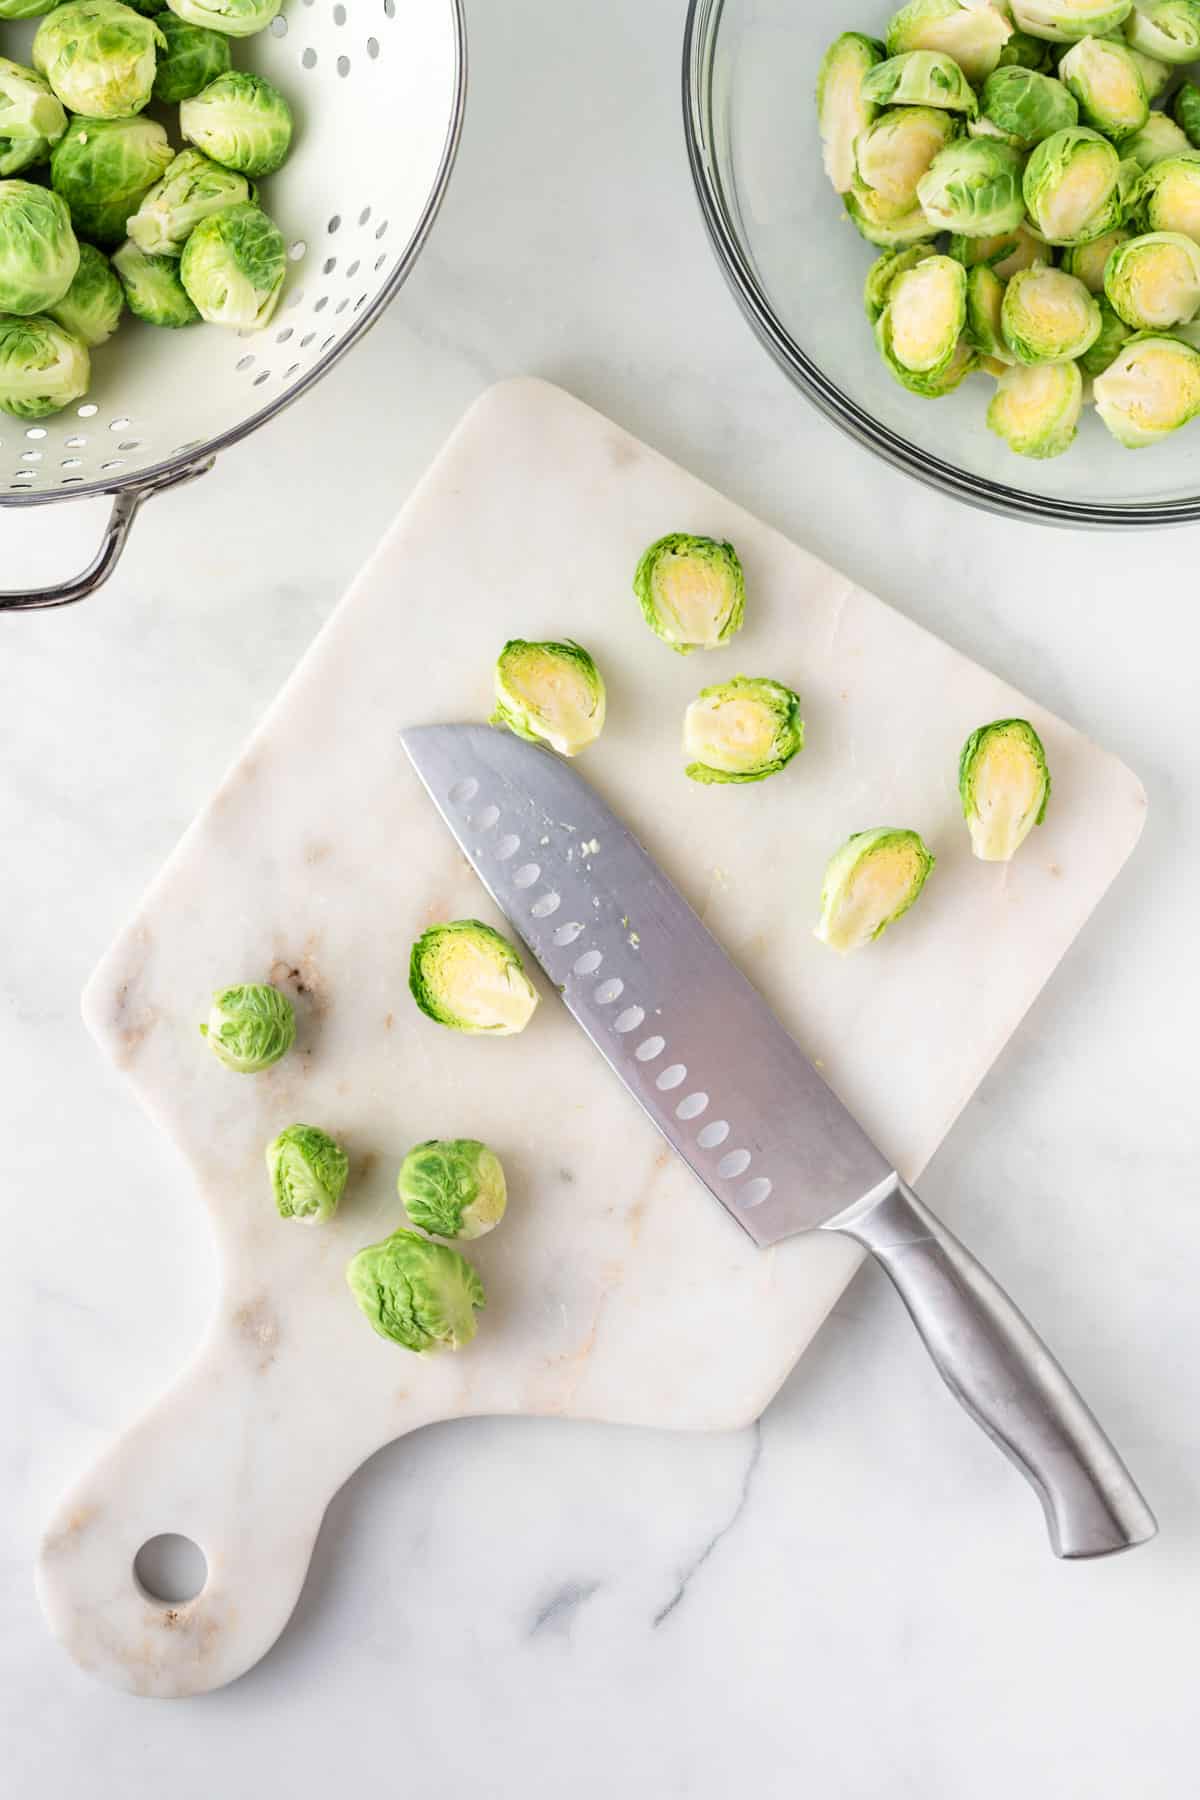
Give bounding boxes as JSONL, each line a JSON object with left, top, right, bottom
{"left": 684, "top": 0, "right": 1200, "bottom": 524}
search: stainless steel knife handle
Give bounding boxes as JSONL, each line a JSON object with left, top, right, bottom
{"left": 826, "top": 1176, "right": 1157, "bottom": 1560}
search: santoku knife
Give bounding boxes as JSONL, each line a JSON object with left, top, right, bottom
{"left": 401, "top": 723, "right": 1156, "bottom": 1560}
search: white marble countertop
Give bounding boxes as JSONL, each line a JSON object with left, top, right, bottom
{"left": 4, "top": 0, "right": 1197, "bottom": 1790}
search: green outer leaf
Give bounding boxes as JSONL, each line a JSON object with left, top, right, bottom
{"left": 978, "top": 67, "right": 1079, "bottom": 149}
{"left": 398, "top": 1139, "right": 508, "bottom": 1240}
{"left": 408, "top": 920, "right": 538, "bottom": 1035}
{"left": 112, "top": 238, "right": 201, "bottom": 326}
{"left": 179, "top": 200, "right": 285, "bottom": 327}
{"left": 0, "top": 180, "right": 78, "bottom": 313}
{"left": 153, "top": 14, "right": 231, "bottom": 104}
{"left": 200, "top": 982, "right": 295, "bottom": 1072}
{"left": 633, "top": 532, "right": 746, "bottom": 655}
{"left": 267, "top": 1124, "right": 349, "bottom": 1224}
{"left": 491, "top": 637, "right": 606, "bottom": 756}
{"left": 33, "top": 1, "right": 166, "bottom": 120}
{"left": 165, "top": 0, "right": 283, "bottom": 40}
{"left": 815, "top": 828, "right": 936, "bottom": 953}
{"left": 965, "top": 262, "right": 1010, "bottom": 357}
{"left": 346, "top": 1230, "right": 485, "bottom": 1354}
{"left": 683, "top": 674, "right": 805, "bottom": 786}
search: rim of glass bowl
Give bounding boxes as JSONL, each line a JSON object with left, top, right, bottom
{"left": 682, "top": 0, "right": 1200, "bottom": 531}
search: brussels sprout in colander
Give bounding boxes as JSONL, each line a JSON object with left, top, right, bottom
{"left": 47, "top": 241, "right": 123, "bottom": 346}
{"left": 179, "top": 199, "right": 285, "bottom": 328}
{"left": 51, "top": 114, "right": 173, "bottom": 247}
{"left": 0, "top": 180, "right": 79, "bottom": 314}
{"left": 180, "top": 71, "right": 294, "bottom": 178}
{"left": 127, "top": 148, "right": 254, "bottom": 257}
{"left": 112, "top": 238, "right": 201, "bottom": 327}
{"left": 33, "top": 1, "right": 166, "bottom": 121}
{"left": 152, "top": 14, "right": 232, "bottom": 104}
{"left": 0, "top": 313, "right": 89, "bottom": 418}
{"left": 165, "top": 0, "right": 283, "bottom": 39}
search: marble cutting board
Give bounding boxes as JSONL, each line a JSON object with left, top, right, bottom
{"left": 38, "top": 379, "right": 1146, "bottom": 1697}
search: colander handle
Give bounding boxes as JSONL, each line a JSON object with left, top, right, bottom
{"left": 0, "top": 459, "right": 213, "bottom": 613}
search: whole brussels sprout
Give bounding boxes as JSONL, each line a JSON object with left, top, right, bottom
{"left": 1105, "top": 230, "right": 1200, "bottom": 326}
{"left": 165, "top": 0, "right": 283, "bottom": 37}
{"left": 33, "top": 1, "right": 166, "bottom": 119}
{"left": 0, "top": 180, "right": 79, "bottom": 314}
{"left": 876, "top": 250, "right": 969, "bottom": 387}
{"left": 1002, "top": 263, "right": 1102, "bottom": 360}
{"left": 492, "top": 639, "right": 607, "bottom": 757}
{"left": 1135, "top": 155, "right": 1200, "bottom": 241}
{"left": 634, "top": 533, "right": 745, "bottom": 654}
{"left": 885, "top": 0, "right": 1015, "bottom": 84}
{"left": 1010, "top": 1, "right": 1134, "bottom": 40}
{"left": 1125, "top": 0, "right": 1200, "bottom": 63}
{"left": 410, "top": 920, "right": 539, "bottom": 1036}
{"left": 959, "top": 720, "right": 1052, "bottom": 860}
{"left": 1058, "top": 36, "right": 1149, "bottom": 140}
{"left": 683, "top": 675, "right": 805, "bottom": 785}
{"left": 1061, "top": 225, "right": 1131, "bottom": 290}
{"left": 127, "top": 148, "right": 254, "bottom": 256}
{"left": 977, "top": 67, "right": 1078, "bottom": 148}
{"left": 864, "top": 240, "right": 940, "bottom": 321}
{"left": 266, "top": 1124, "right": 349, "bottom": 1225}
{"left": 917, "top": 138, "right": 1028, "bottom": 235}
{"left": 0, "top": 313, "right": 89, "bottom": 418}
{"left": 152, "top": 13, "right": 231, "bottom": 103}
{"left": 862, "top": 49, "right": 979, "bottom": 114}
{"left": 1174, "top": 79, "right": 1200, "bottom": 147}
{"left": 179, "top": 200, "right": 284, "bottom": 327}
{"left": 855, "top": 106, "right": 960, "bottom": 214}
{"left": 200, "top": 982, "right": 295, "bottom": 1072}
{"left": 47, "top": 241, "right": 123, "bottom": 345}
{"left": 987, "top": 360, "right": 1083, "bottom": 456}
{"left": 1078, "top": 295, "right": 1133, "bottom": 372}
{"left": 51, "top": 114, "right": 173, "bottom": 245}
{"left": 1093, "top": 330, "right": 1200, "bottom": 442}
{"left": 814, "top": 829, "right": 936, "bottom": 955}
{"left": 1124, "top": 111, "right": 1192, "bottom": 169}
{"left": 112, "top": 239, "right": 200, "bottom": 326}
{"left": 949, "top": 221, "right": 1054, "bottom": 276}
{"left": 180, "top": 70, "right": 293, "bottom": 177}
{"left": 964, "top": 261, "right": 1012, "bottom": 358}
{"left": 346, "top": 1229, "right": 485, "bottom": 1354}
{"left": 817, "top": 32, "right": 885, "bottom": 194}
{"left": 398, "top": 1139, "right": 508, "bottom": 1241}
{"left": 1023, "top": 126, "right": 1126, "bottom": 244}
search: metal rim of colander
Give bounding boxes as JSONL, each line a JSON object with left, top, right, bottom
{"left": 682, "top": 0, "right": 1200, "bottom": 532}
{"left": 0, "top": 0, "right": 467, "bottom": 512}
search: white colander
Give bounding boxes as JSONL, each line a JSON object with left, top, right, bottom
{"left": 0, "top": 0, "right": 465, "bottom": 611}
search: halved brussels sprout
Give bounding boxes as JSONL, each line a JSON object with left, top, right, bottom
{"left": 633, "top": 533, "right": 745, "bottom": 654}
{"left": 999, "top": 28, "right": 1057, "bottom": 68}
{"left": 1175, "top": 79, "right": 1200, "bottom": 146}
{"left": 0, "top": 180, "right": 79, "bottom": 314}
{"left": 112, "top": 238, "right": 199, "bottom": 326}
{"left": 965, "top": 261, "right": 1012, "bottom": 356}
{"left": 267, "top": 1124, "right": 349, "bottom": 1225}
{"left": 47, "top": 241, "right": 122, "bottom": 345}
{"left": 180, "top": 71, "right": 294, "bottom": 177}
{"left": 846, "top": 185, "right": 934, "bottom": 247}
{"left": 1023, "top": 126, "right": 1124, "bottom": 243}
{"left": 950, "top": 220, "right": 1055, "bottom": 275}
{"left": 862, "top": 50, "right": 979, "bottom": 113}
{"left": 153, "top": 15, "right": 231, "bottom": 103}
{"left": 1079, "top": 294, "right": 1133, "bottom": 369}
{"left": 683, "top": 675, "right": 805, "bottom": 785}
{"left": 1093, "top": 329, "right": 1200, "bottom": 440}
{"left": 0, "top": 59, "right": 67, "bottom": 171}
{"left": 200, "top": 982, "right": 295, "bottom": 1072}
{"left": 1125, "top": 111, "right": 1192, "bottom": 169}
{"left": 1061, "top": 224, "right": 1131, "bottom": 288}
{"left": 817, "top": 32, "right": 885, "bottom": 194}
{"left": 977, "top": 66, "right": 1079, "bottom": 147}
{"left": 876, "top": 251, "right": 969, "bottom": 384}
{"left": 918, "top": 137, "right": 1027, "bottom": 234}
{"left": 959, "top": 720, "right": 1052, "bottom": 859}
{"left": 409, "top": 921, "right": 539, "bottom": 1036}
{"left": 885, "top": 0, "right": 1015, "bottom": 83}
{"left": 814, "top": 829, "right": 936, "bottom": 955}
{"left": 33, "top": 1, "right": 165, "bottom": 119}
{"left": 51, "top": 114, "right": 173, "bottom": 246}
{"left": 164, "top": 0, "right": 283, "bottom": 37}
{"left": 347, "top": 1230, "right": 485, "bottom": 1354}
{"left": 1125, "top": 45, "right": 1172, "bottom": 100}
{"left": 987, "top": 359, "right": 1084, "bottom": 454}
{"left": 127, "top": 148, "right": 253, "bottom": 256}
{"left": 864, "top": 240, "right": 940, "bottom": 320}
{"left": 398, "top": 1139, "right": 508, "bottom": 1242}
{"left": 1010, "top": 1, "right": 1134, "bottom": 40}
{"left": 179, "top": 200, "right": 284, "bottom": 327}
{"left": 1135, "top": 154, "right": 1200, "bottom": 241}
{"left": 0, "top": 313, "right": 88, "bottom": 418}
{"left": 1104, "top": 229, "right": 1200, "bottom": 325}
{"left": 1125, "top": 0, "right": 1200, "bottom": 62}
{"left": 492, "top": 638, "right": 606, "bottom": 756}
{"left": 854, "top": 106, "right": 960, "bottom": 212}
{"left": 1002, "top": 262, "right": 1102, "bottom": 359}
{"left": 1058, "top": 35, "right": 1149, "bottom": 138}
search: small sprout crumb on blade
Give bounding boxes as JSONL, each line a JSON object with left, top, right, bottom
{"left": 267, "top": 1124, "right": 348, "bottom": 1225}
{"left": 492, "top": 639, "right": 606, "bottom": 756}
{"left": 399, "top": 1139, "right": 507, "bottom": 1240}
{"left": 683, "top": 676, "right": 804, "bottom": 785}
{"left": 959, "top": 719, "right": 1051, "bottom": 861}
{"left": 815, "top": 829, "right": 935, "bottom": 954}
{"left": 346, "top": 1229, "right": 485, "bottom": 1354}
{"left": 201, "top": 983, "right": 295, "bottom": 1072}
{"left": 633, "top": 533, "right": 746, "bottom": 655}
{"left": 409, "top": 920, "right": 538, "bottom": 1036}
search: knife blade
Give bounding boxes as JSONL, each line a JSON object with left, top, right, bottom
{"left": 401, "top": 724, "right": 1156, "bottom": 1560}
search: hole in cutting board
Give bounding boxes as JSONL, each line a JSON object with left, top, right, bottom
{"left": 133, "top": 1534, "right": 207, "bottom": 1605}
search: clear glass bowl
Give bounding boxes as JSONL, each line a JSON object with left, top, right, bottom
{"left": 683, "top": 0, "right": 1200, "bottom": 528}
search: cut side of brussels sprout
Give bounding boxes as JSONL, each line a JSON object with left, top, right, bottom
{"left": 987, "top": 359, "right": 1084, "bottom": 454}
{"left": 347, "top": 1230, "right": 485, "bottom": 1354}
{"left": 33, "top": 1, "right": 166, "bottom": 120}
{"left": 0, "top": 179, "right": 78, "bottom": 314}
{"left": 46, "top": 241, "right": 122, "bottom": 345}
{"left": 814, "top": 828, "right": 936, "bottom": 955}
{"left": 1010, "top": 1, "right": 1134, "bottom": 42}
{"left": 0, "top": 312, "right": 88, "bottom": 417}
{"left": 127, "top": 148, "right": 254, "bottom": 257}
{"left": 1136, "top": 154, "right": 1200, "bottom": 242}
{"left": 410, "top": 920, "right": 539, "bottom": 1036}
{"left": 978, "top": 66, "right": 1079, "bottom": 148}
{"left": 51, "top": 114, "right": 173, "bottom": 246}
{"left": 917, "top": 137, "right": 1027, "bottom": 234}
{"left": 112, "top": 238, "right": 200, "bottom": 326}
{"left": 1079, "top": 294, "right": 1134, "bottom": 370}
{"left": 492, "top": 638, "right": 606, "bottom": 757}
{"left": 864, "top": 240, "right": 940, "bottom": 320}
{"left": 153, "top": 14, "right": 231, "bottom": 104}
{"left": 1002, "top": 262, "right": 1102, "bottom": 360}
{"left": 1022, "top": 126, "right": 1124, "bottom": 243}
{"left": 399, "top": 1140, "right": 508, "bottom": 1242}
{"left": 633, "top": 533, "right": 745, "bottom": 654}
{"left": 1125, "top": 110, "right": 1191, "bottom": 169}
{"left": 1058, "top": 35, "right": 1149, "bottom": 140}
{"left": 862, "top": 49, "right": 980, "bottom": 113}
{"left": 1062, "top": 224, "right": 1131, "bottom": 289}
{"left": 180, "top": 71, "right": 294, "bottom": 178}
{"left": 965, "top": 261, "right": 1012, "bottom": 355}
{"left": 1125, "top": 0, "right": 1200, "bottom": 63}
{"left": 0, "top": 56, "right": 67, "bottom": 148}
{"left": 855, "top": 106, "right": 960, "bottom": 210}
{"left": 683, "top": 675, "right": 805, "bottom": 785}
{"left": 876, "top": 251, "right": 969, "bottom": 383}
{"left": 959, "top": 719, "right": 1052, "bottom": 859}
{"left": 817, "top": 31, "right": 885, "bottom": 194}
{"left": 200, "top": 982, "right": 295, "bottom": 1072}
{"left": 885, "top": 0, "right": 1015, "bottom": 83}
{"left": 267, "top": 1124, "right": 349, "bottom": 1225}
{"left": 1105, "top": 229, "right": 1200, "bottom": 325}
{"left": 1093, "top": 329, "right": 1200, "bottom": 440}
{"left": 165, "top": 0, "right": 283, "bottom": 38}
{"left": 179, "top": 200, "right": 285, "bottom": 328}
{"left": 950, "top": 221, "right": 1055, "bottom": 275}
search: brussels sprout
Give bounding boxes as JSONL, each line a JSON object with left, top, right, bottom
{"left": 1010, "top": 0, "right": 1134, "bottom": 40}
{"left": 1002, "top": 262, "right": 1102, "bottom": 358}
{"left": 51, "top": 115, "right": 173, "bottom": 246}
{"left": 200, "top": 982, "right": 295, "bottom": 1072}
{"left": 47, "top": 242, "right": 123, "bottom": 345}
{"left": 1023, "top": 126, "right": 1125, "bottom": 243}
{"left": 179, "top": 200, "right": 284, "bottom": 327}
{"left": 1134, "top": 154, "right": 1200, "bottom": 240}
{"left": 492, "top": 639, "right": 606, "bottom": 757}
{"left": 1175, "top": 79, "right": 1200, "bottom": 146}
{"left": 959, "top": 720, "right": 1051, "bottom": 859}
{"left": 127, "top": 148, "right": 253, "bottom": 256}
{"left": 978, "top": 66, "right": 1079, "bottom": 147}
{"left": 862, "top": 50, "right": 979, "bottom": 114}
{"left": 153, "top": 13, "right": 231, "bottom": 102}
{"left": 814, "top": 829, "right": 936, "bottom": 955}
{"left": 165, "top": 0, "right": 283, "bottom": 37}
{"left": 1079, "top": 294, "right": 1133, "bottom": 368}
{"left": 875, "top": 251, "right": 969, "bottom": 386}
{"left": 180, "top": 71, "right": 293, "bottom": 177}
{"left": 1058, "top": 35, "right": 1149, "bottom": 138}
{"left": 0, "top": 0, "right": 62, "bottom": 15}
{"left": 682, "top": 676, "right": 805, "bottom": 785}
{"left": 1104, "top": 228, "right": 1200, "bottom": 325}
{"left": 864, "top": 240, "right": 940, "bottom": 320}
{"left": 907, "top": 332, "right": 983, "bottom": 391}
{"left": 267, "top": 1124, "right": 349, "bottom": 1225}
{"left": 0, "top": 60, "right": 67, "bottom": 168}
{"left": 1093, "top": 328, "right": 1200, "bottom": 438}
{"left": 398, "top": 1139, "right": 508, "bottom": 1241}
{"left": 1124, "top": 45, "right": 1172, "bottom": 100}
{"left": 885, "top": 0, "right": 1015, "bottom": 83}
{"left": 950, "top": 220, "right": 1055, "bottom": 274}
{"left": 854, "top": 106, "right": 960, "bottom": 212}
{"left": 0, "top": 180, "right": 78, "bottom": 314}
{"left": 33, "top": 1, "right": 165, "bottom": 119}
{"left": 987, "top": 359, "right": 1084, "bottom": 453}
{"left": 347, "top": 1229, "right": 485, "bottom": 1354}
{"left": 817, "top": 32, "right": 885, "bottom": 194}
{"left": 1124, "top": 111, "right": 1192, "bottom": 168}
{"left": 0, "top": 313, "right": 88, "bottom": 418}
{"left": 410, "top": 921, "right": 539, "bottom": 1036}
{"left": 846, "top": 185, "right": 935, "bottom": 247}
{"left": 633, "top": 533, "right": 745, "bottom": 655}
{"left": 1125, "top": 0, "right": 1200, "bottom": 62}
{"left": 917, "top": 138, "right": 1027, "bottom": 234}
{"left": 112, "top": 238, "right": 199, "bottom": 326}
{"left": 999, "top": 28, "right": 1057, "bottom": 68}
{"left": 965, "top": 261, "right": 1013, "bottom": 355}
{"left": 1061, "top": 224, "right": 1130, "bottom": 288}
